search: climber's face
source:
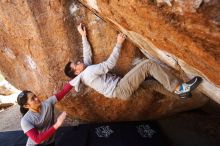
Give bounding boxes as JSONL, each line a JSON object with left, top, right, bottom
{"left": 71, "top": 61, "right": 85, "bottom": 75}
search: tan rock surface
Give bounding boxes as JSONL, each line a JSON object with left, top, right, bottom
{"left": 0, "top": 0, "right": 213, "bottom": 121}
{"left": 79, "top": 0, "right": 220, "bottom": 103}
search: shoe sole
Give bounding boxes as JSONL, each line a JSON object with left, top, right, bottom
{"left": 188, "top": 76, "right": 202, "bottom": 91}
{"left": 179, "top": 76, "right": 202, "bottom": 98}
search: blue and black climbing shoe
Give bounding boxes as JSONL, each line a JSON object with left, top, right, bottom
{"left": 174, "top": 76, "right": 202, "bottom": 98}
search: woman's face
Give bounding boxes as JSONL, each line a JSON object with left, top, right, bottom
{"left": 24, "top": 92, "right": 41, "bottom": 110}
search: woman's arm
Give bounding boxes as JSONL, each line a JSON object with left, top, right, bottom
{"left": 55, "top": 83, "right": 73, "bottom": 101}
{"left": 46, "top": 83, "right": 73, "bottom": 105}
{"left": 26, "top": 127, "right": 56, "bottom": 144}
{"left": 25, "top": 112, "right": 66, "bottom": 144}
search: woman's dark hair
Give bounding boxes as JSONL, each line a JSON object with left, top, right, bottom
{"left": 64, "top": 61, "right": 76, "bottom": 78}
{"left": 17, "top": 90, "right": 32, "bottom": 116}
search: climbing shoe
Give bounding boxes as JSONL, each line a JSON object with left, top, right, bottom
{"left": 174, "top": 76, "right": 202, "bottom": 98}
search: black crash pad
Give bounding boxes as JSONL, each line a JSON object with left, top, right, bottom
{"left": 0, "top": 121, "right": 170, "bottom": 146}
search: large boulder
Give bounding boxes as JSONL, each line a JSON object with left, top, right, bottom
{"left": 78, "top": 0, "right": 220, "bottom": 103}
{"left": 0, "top": 0, "right": 215, "bottom": 121}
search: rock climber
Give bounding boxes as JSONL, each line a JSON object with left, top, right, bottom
{"left": 64, "top": 23, "right": 202, "bottom": 100}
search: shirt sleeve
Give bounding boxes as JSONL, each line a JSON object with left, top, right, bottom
{"left": 21, "top": 118, "right": 35, "bottom": 133}
{"left": 25, "top": 127, "right": 56, "bottom": 144}
{"left": 82, "top": 36, "right": 92, "bottom": 66}
{"left": 55, "top": 83, "right": 73, "bottom": 101}
{"left": 93, "top": 43, "right": 122, "bottom": 75}
{"left": 69, "top": 75, "right": 81, "bottom": 92}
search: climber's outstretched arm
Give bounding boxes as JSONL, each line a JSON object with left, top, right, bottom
{"left": 93, "top": 33, "right": 126, "bottom": 75}
{"left": 77, "top": 23, "right": 92, "bottom": 66}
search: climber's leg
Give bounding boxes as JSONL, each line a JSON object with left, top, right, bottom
{"left": 113, "top": 59, "right": 180, "bottom": 100}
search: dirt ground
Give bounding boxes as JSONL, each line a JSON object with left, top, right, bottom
{"left": 0, "top": 104, "right": 21, "bottom": 131}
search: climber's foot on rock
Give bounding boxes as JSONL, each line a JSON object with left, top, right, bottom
{"left": 174, "top": 76, "right": 202, "bottom": 99}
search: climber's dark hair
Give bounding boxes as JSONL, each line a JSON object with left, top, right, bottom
{"left": 64, "top": 61, "right": 76, "bottom": 78}
{"left": 17, "top": 90, "right": 32, "bottom": 116}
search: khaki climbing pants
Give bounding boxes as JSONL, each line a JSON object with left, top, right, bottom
{"left": 113, "top": 59, "right": 180, "bottom": 100}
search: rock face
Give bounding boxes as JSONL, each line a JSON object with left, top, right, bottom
{"left": 0, "top": 0, "right": 218, "bottom": 121}
{"left": 79, "top": 0, "right": 220, "bottom": 103}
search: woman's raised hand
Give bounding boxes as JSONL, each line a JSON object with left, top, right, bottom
{"left": 53, "top": 111, "right": 67, "bottom": 129}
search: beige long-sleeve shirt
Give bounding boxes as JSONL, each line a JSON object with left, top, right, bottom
{"left": 69, "top": 36, "right": 122, "bottom": 98}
